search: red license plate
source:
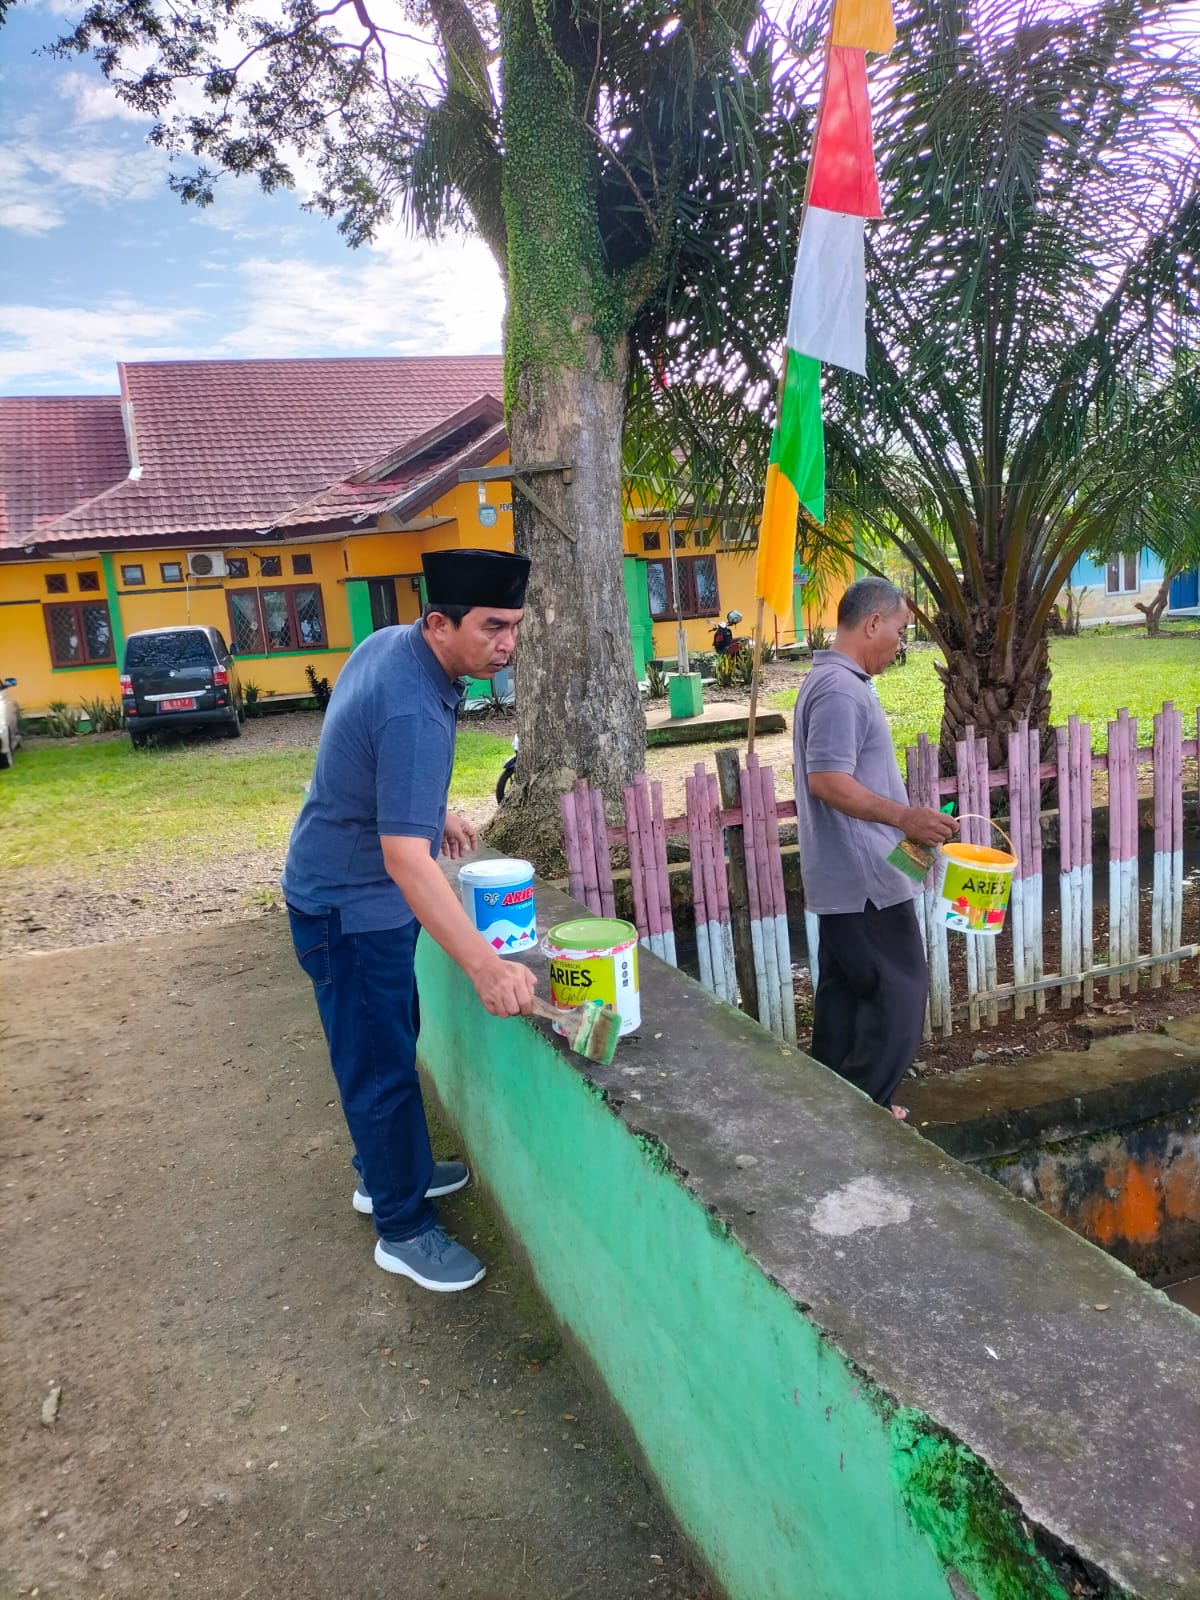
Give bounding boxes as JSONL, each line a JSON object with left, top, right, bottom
{"left": 159, "top": 697, "right": 196, "bottom": 712}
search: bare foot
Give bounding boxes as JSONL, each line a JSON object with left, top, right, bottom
{"left": 891, "top": 1105, "right": 909, "bottom": 1121}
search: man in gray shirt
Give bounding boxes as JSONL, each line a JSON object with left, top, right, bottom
{"left": 793, "top": 577, "right": 956, "bottom": 1116}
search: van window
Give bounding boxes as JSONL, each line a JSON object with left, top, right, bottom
{"left": 125, "top": 632, "right": 216, "bottom": 671}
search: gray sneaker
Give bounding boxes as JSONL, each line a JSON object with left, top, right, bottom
{"left": 374, "top": 1226, "right": 486, "bottom": 1292}
{"left": 352, "top": 1161, "right": 470, "bottom": 1215}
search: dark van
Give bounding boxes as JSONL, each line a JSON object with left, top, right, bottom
{"left": 121, "top": 626, "right": 244, "bottom": 748}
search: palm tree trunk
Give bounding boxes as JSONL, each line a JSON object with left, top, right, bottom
{"left": 936, "top": 604, "right": 1052, "bottom": 771}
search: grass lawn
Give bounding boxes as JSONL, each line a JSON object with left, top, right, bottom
{"left": 771, "top": 631, "right": 1200, "bottom": 755}
{"left": 1, "top": 725, "right": 511, "bottom": 878}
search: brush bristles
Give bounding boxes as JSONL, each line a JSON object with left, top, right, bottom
{"left": 569, "top": 1001, "right": 622, "bottom": 1065}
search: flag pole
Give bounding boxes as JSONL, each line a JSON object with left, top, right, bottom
{"left": 748, "top": 22, "right": 831, "bottom": 757}
{"left": 746, "top": 597, "right": 767, "bottom": 755}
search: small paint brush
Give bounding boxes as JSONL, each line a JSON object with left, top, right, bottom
{"left": 885, "top": 802, "right": 957, "bottom": 884}
{"left": 529, "top": 995, "right": 623, "bottom": 1066}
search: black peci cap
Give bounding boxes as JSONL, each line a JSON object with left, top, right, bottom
{"left": 421, "top": 548, "right": 530, "bottom": 610}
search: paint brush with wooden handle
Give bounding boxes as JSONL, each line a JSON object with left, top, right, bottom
{"left": 528, "top": 995, "right": 623, "bottom": 1066}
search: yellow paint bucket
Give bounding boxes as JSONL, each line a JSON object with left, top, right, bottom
{"left": 542, "top": 917, "right": 641, "bottom": 1036}
{"left": 936, "top": 834, "right": 1017, "bottom": 936}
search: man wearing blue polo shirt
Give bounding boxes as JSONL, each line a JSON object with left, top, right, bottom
{"left": 793, "top": 577, "right": 957, "bottom": 1118}
{"left": 283, "top": 549, "right": 537, "bottom": 1292}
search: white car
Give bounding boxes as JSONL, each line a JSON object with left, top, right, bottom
{"left": 1, "top": 677, "right": 21, "bottom": 769}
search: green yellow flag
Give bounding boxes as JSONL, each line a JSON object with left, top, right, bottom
{"left": 753, "top": 354, "right": 824, "bottom": 621}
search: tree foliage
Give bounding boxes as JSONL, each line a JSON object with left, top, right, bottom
{"left": 809, "top": 0, "right": 1200, "bottom": 761}
{"left": 52, "top": 0, "right": 813, "bottom": 834}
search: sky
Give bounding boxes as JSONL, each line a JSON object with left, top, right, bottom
{"left": 0, "top": 1, "right": 508, "bottom": 395}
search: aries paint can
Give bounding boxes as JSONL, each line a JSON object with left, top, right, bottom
{"left": 542, "top": 917, "right": 641, "bottom": 1036}
{"left": 936, "top": 842, "right": 1017, "bottom": 936}
{"left": 458, "top": 858, "right": 537, "bottom": 955}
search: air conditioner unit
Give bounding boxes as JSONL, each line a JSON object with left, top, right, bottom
{"left": 187, "top": 552, "right": 228, "bottom": 579}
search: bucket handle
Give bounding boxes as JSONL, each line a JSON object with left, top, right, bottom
{"left": 954, "top": 813, "right": 1017, "bottom": 857}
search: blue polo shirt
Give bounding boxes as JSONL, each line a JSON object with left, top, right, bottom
{"left": 282, "top": 624, "right": 463, "bottom": 932}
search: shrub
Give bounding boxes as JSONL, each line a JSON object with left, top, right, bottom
{"left": 806, "top": 623, "right": 831, "bottom": 652}
{"left": 645, "top": 662, "right": 669, "bottom": 698}
{"left": 44, "top": 701, "right": 82, "bottom": 737}
{"left": 732, "top": 650, "right": 756, "bottom": 687}
{"left": 712, "top": 653, "right": 738, "bottom": 688}
{"left": 304, "top": 664, "right": 332, "bottom": 711}
{"left": 243, "top": 681, "right": 262, "bottom": 717}
{"left": 80, "top": 696, "right": 124, "bottom": 733}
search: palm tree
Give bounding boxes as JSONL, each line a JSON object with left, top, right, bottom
{"left": 815, "top": 0, "right": 1200, "bottom": 767}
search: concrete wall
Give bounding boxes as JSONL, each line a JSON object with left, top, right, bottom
{"left": 417, "top": 866, "right": 1199, "bottom": 1600}
{"left": 906, "top": 1029, "right": 1200, "bottom": 1284}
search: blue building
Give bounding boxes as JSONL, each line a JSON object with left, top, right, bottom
{"left": 1065, "top": 548, "right": 1199, "bottom": 624}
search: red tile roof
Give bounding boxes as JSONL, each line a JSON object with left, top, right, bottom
{"left": 0, "top": 396, "right": 128, "bottom": 548}
{"left": 282, "top": 418, "right": 508, "bottom": 529}
{"left": 32, "top": 355, "right": 505, "bottom": 546}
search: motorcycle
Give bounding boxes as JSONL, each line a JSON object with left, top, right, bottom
{"left": 495, "top": 734, "right": 518, "bottom": 804}
{"left": 709, "top": 610, "right": 749, "bottom": 657}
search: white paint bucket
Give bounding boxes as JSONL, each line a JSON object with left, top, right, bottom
{"left": 459, "top": 858, "right": 537, "bottom": 955}
{"left": 542, "top": 918, "right": 641, "bottom": 1036}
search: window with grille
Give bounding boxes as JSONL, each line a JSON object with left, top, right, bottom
{"left": 227, "top": 586, "right": 326, "bottom": 654}
{"left": 645, "top": 555, "right": 719, "bottom": 620}
{"left": 45, "top": 602, "right": 116, "bottom": 667}
{"left": 642, "top": 530, "right": 662, "bottom": 552}
{"left": 260, "top": 555, "right": 283, "bottom": 577}
{"left": 45, "top": 572, "right": 68, "bottom": 594}
{"left": 226, "top": 557, "right": 250, "bottom": 579}
{"left": 291, "top": 553, "right": 313, "bottom": 575}
{"left": 1106, "top": 553, "right": 1140, "bottom": 595}
{"left": 78, "top": 571, "right": 101, "bottom": 592}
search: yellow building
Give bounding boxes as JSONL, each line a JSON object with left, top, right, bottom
{"left": 0, "top": 357, "right": 841, "bottom": 716}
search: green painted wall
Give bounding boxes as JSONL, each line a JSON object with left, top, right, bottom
{"left": 345, "top": 579, "right": 374, "bottom": 647}
{"left": 414, "top": 940, "right": 1076, "bottom": 1600}
{"left": 623, "top": 556, "right": 652, "bottom": 680}
{"left": 100, "top": 552, "right": 127, "bottom": 669}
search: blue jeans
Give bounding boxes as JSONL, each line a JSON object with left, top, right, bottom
{"left": 287, "top": 906, "right": 436, "bottom": 1242}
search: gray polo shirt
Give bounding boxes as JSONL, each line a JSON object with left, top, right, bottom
{"left": 792, "top": 649, "right": 915, "bottom": 915}
{"left": 282, "top": 623, "right": 462, "bottom": 932}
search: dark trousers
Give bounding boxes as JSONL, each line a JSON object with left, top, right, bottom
{"left": 287, "top": 906, "right": 436, "bottom": 1242}
{"left": 811, "top": 898, "right": 928, "bottom": 1107}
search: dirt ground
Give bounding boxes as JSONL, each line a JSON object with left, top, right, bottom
{"left": 1, "top": 920, "right": 712, "bottom": 1600}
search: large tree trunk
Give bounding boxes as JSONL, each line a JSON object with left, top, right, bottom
{"left": 486, "top": 0, "right": 647, "bottom": 865}
{"left": 936, "top": 603, "right": 1052, "bottom": 771}
{"left": 486, "top": 341, "right": 646, "bottom": 862}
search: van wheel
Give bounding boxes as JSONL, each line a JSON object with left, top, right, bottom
{"left": 129, "top": 729, "right": 149, "bottom": 750}
{"left": 223, "top": 715, "right": 242, "bottom": 739}
{"left": 0, "top": 745, "right": 12, "bottom": 770}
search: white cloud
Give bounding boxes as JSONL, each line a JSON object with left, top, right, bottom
{"left": 0, "top": 301, "right": 199, "bottom": 390}
{"left": 0, "top": 134, "right": 168, "bottom": 235}
{"left": 0, "top": 198, "right": 61, "bottom": 235}
{"left": 58, "top": 70, "right": 151, "bottom": 125}
{"left": 220, "top": 228, "right": 506, "bottom": 359}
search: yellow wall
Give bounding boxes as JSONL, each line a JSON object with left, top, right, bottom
{"left": 624, "top": 516, "right": 847, "bottom": 661}
{"left": 1, "top": 445, "right": 845, "bottom": 714}
{"left": 0, "top": 559, "right": 122, "bottom": 713}
{"left": 0, "top": 455, "right": 519, "bottom": 715}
